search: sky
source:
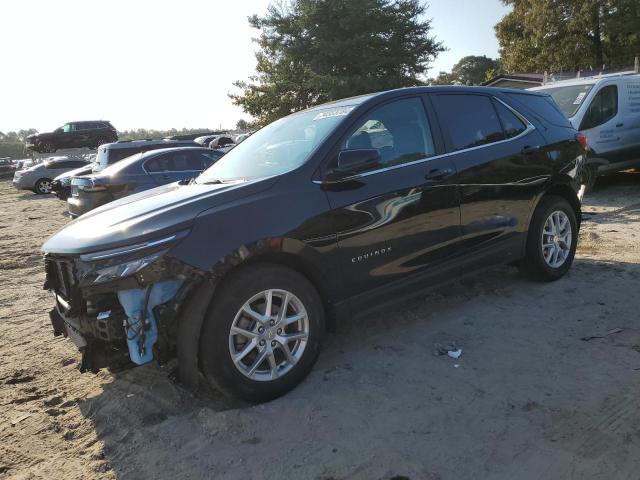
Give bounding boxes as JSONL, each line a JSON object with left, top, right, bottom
{"left": 0, "top": 0, "right": 510, "bottom": 133}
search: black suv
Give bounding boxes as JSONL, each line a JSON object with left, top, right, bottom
{"left": 42, "top": 86, "right": 586, "bottom": 403}
{"left": 26, "top": 121, "right": 118, "bottom": 153}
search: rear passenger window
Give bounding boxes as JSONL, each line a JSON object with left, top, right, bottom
{"left": 494, "top": 101, "right": 527, "bottom": 138}
{"left": 190, "top": 152, "right": 220, "bottom": 169}
{"left": 433, "top": 94, "right": 504, "bottom": 151}
{"left": 146, "top": 152, "right": 191, "bottom": 172}
{"left": 145, "top": 155, "right": 169, "bottom": 172}
{"left": 343, "top": 97, "right": 435, "bottom": 168}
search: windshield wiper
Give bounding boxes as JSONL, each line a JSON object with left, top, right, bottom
{"left": 200, "top": 178, "right": 247, "bottom": 185}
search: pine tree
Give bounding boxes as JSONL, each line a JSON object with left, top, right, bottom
{"left": 231, "top": 0, "right": 444, "bottom": 125}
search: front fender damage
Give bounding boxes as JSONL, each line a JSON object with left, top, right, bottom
{"left": 46, "top": 254, "right": 205, "bottom": 373}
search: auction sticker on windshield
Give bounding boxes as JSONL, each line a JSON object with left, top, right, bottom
{"left": 573, "top": 91, "right": 587, "bottom": 105}
{"left": 313, "top": 106, "right": 354, "bottom": 121}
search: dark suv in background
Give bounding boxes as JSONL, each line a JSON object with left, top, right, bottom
{"left": 26, "top": 121, "right": 118, "bottom": 153}
{"left": 42, "top": 86, "right": 585, "bottom": 403}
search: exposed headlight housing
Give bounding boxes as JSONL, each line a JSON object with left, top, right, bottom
{"left": 91, "top": 251, "right": 164, "bottom": 284}
{"left": 79, "top": 230, "right": 189, "bottom": 285}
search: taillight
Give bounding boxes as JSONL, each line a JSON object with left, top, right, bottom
{"left": 576, "top": 132, "right": 589, "bottom": 151}
{"left": 79, "top": 178, "right": 108, "bottom": 192}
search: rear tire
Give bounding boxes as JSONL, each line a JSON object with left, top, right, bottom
{"left": 34, "top": 178, "right": 53, "bottom": 194}
{"left": 199, "top": 264, "right": 324, "bottom": 403}
{"left": 519, "top": 195, "right": 577, "bottom": 281}
{"left": 41, "top": 141, "right": 56, "bottom": 153}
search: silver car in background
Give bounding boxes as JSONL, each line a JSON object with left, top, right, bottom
{"left": 12, "top": 157, "right": 89, "bottom": 194}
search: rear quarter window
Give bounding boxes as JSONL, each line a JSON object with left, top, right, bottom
{"left": 505, "top": 92, "right": 573, "bottom": 129}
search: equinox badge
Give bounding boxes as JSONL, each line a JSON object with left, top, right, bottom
{"left": 352, "top": 247, "right": 392, "bottom": 263}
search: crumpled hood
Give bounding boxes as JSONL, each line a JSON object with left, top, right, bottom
{"left": 42, "top": 177, "right": 278, "bottom": 255}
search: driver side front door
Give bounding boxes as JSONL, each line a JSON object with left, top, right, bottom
{"left": 322, "top": 96, "right": 460, "bottom": 308}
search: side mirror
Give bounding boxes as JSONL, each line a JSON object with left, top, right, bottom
{"left": 329, "top": 148, "right": 381, "bottom": 180}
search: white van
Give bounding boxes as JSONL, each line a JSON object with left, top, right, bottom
{"left": 530, "top": 72, "right": 640, "bottom": 188}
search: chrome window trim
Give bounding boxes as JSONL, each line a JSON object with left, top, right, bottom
{"left": 315, "top": 95, "right": 536, "bottom": 184}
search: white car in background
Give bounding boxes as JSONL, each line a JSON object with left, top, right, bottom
{"left": 530, "top": 72, "right": 640, "bottom": 189}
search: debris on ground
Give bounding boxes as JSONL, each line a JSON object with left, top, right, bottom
{"left": 10, "top": 414, "right": 32, "bottom": 426}
{"left": 434, "top": 342, "right": 462, "bottom": 359}
{"left": 580, "top": 328, "right": 623, "bottom": 342}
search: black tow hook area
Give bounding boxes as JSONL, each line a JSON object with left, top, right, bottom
{"left": 49, "top": 308, "right": 66, "bottom": 337}
{"left": 79, "top": 341, "right": 132, "bottom": 374}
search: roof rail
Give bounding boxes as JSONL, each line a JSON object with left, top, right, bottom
{"left": 545, "top": 69, "right": 639, "bottom": 84}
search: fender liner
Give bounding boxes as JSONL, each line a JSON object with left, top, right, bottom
{"left": 176, "top": 278, "right": 217, "bottom": 391}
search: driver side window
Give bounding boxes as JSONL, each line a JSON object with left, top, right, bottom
{"left": 343, "top": 97, "right": 435, "bottom": 169}
{"left": 62, "top": 124, "right": 72, "bottom": 133}
{"left": 581, "top": 85, "right": 618, "bottom": 130}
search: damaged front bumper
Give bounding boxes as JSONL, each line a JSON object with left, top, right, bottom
{"left": 44, "top": 233, "right": 203, "bottom": 373}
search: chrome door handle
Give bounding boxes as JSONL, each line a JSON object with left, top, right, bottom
{"left": 521, "top": 145, "right": 540, "bottom": 155}
{"left": 425, "top": 168, "right": 453, "bottom": 181}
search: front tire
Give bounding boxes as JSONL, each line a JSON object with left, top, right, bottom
{"left": 34, "top": 178, "right": 53, "bottom": 194}
{"left": 200, "top": 264, "right": 325, "bottom": 403}
{"left": 519, "top": 195, "right": 578, "bottom": 281}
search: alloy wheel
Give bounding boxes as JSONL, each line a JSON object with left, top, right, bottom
{"left": 541, "top": 210, "right": 572, "bottom": 268}
{"left": 37, "top": 180, "right": 52, "bottom": 194}
{"left": 228, "top": 289, "right": 309, "bottom": 382}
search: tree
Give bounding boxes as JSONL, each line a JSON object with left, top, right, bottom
{"left": 450, "top": 55, "right": 502, "bottom": 85}
{"left": 17, "top": 129, "right": 38, "bottom": 141}
{"left": 495, "top": 0, "right": 640, "bottom": 73}
{"left": 236, "top": 119, "right": 250, "bottom": 131}
{"left": 231, "top": 0, "right": 445, "bottom": 125}
{"left": 428, "top": 56, "right": 502, "bottom": 85}
{"left": 428, "top": 71, "right": 454, "bottom": 85}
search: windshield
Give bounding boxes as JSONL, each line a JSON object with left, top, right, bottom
{"left": 535, "top": 83, "right": 595, "bottom": 118}
{"left": 196, "top": 105, "right": 353, "bottom": 183}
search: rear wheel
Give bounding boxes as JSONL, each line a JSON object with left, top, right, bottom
{"left": 199, "top": 264, "right": 324, "bottom": 403}
{"left": 519, "top": 195, "right": 577, "bottom": 281}
{"left": 34, "top": 178, "right": 53, "bottom": 194}
{"left": 40, "top": 141, "right": 55, "bottom": 153}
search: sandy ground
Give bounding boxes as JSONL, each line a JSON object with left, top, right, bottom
{"left": 1, "top": 173, "right": 640, "bottom": 480}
